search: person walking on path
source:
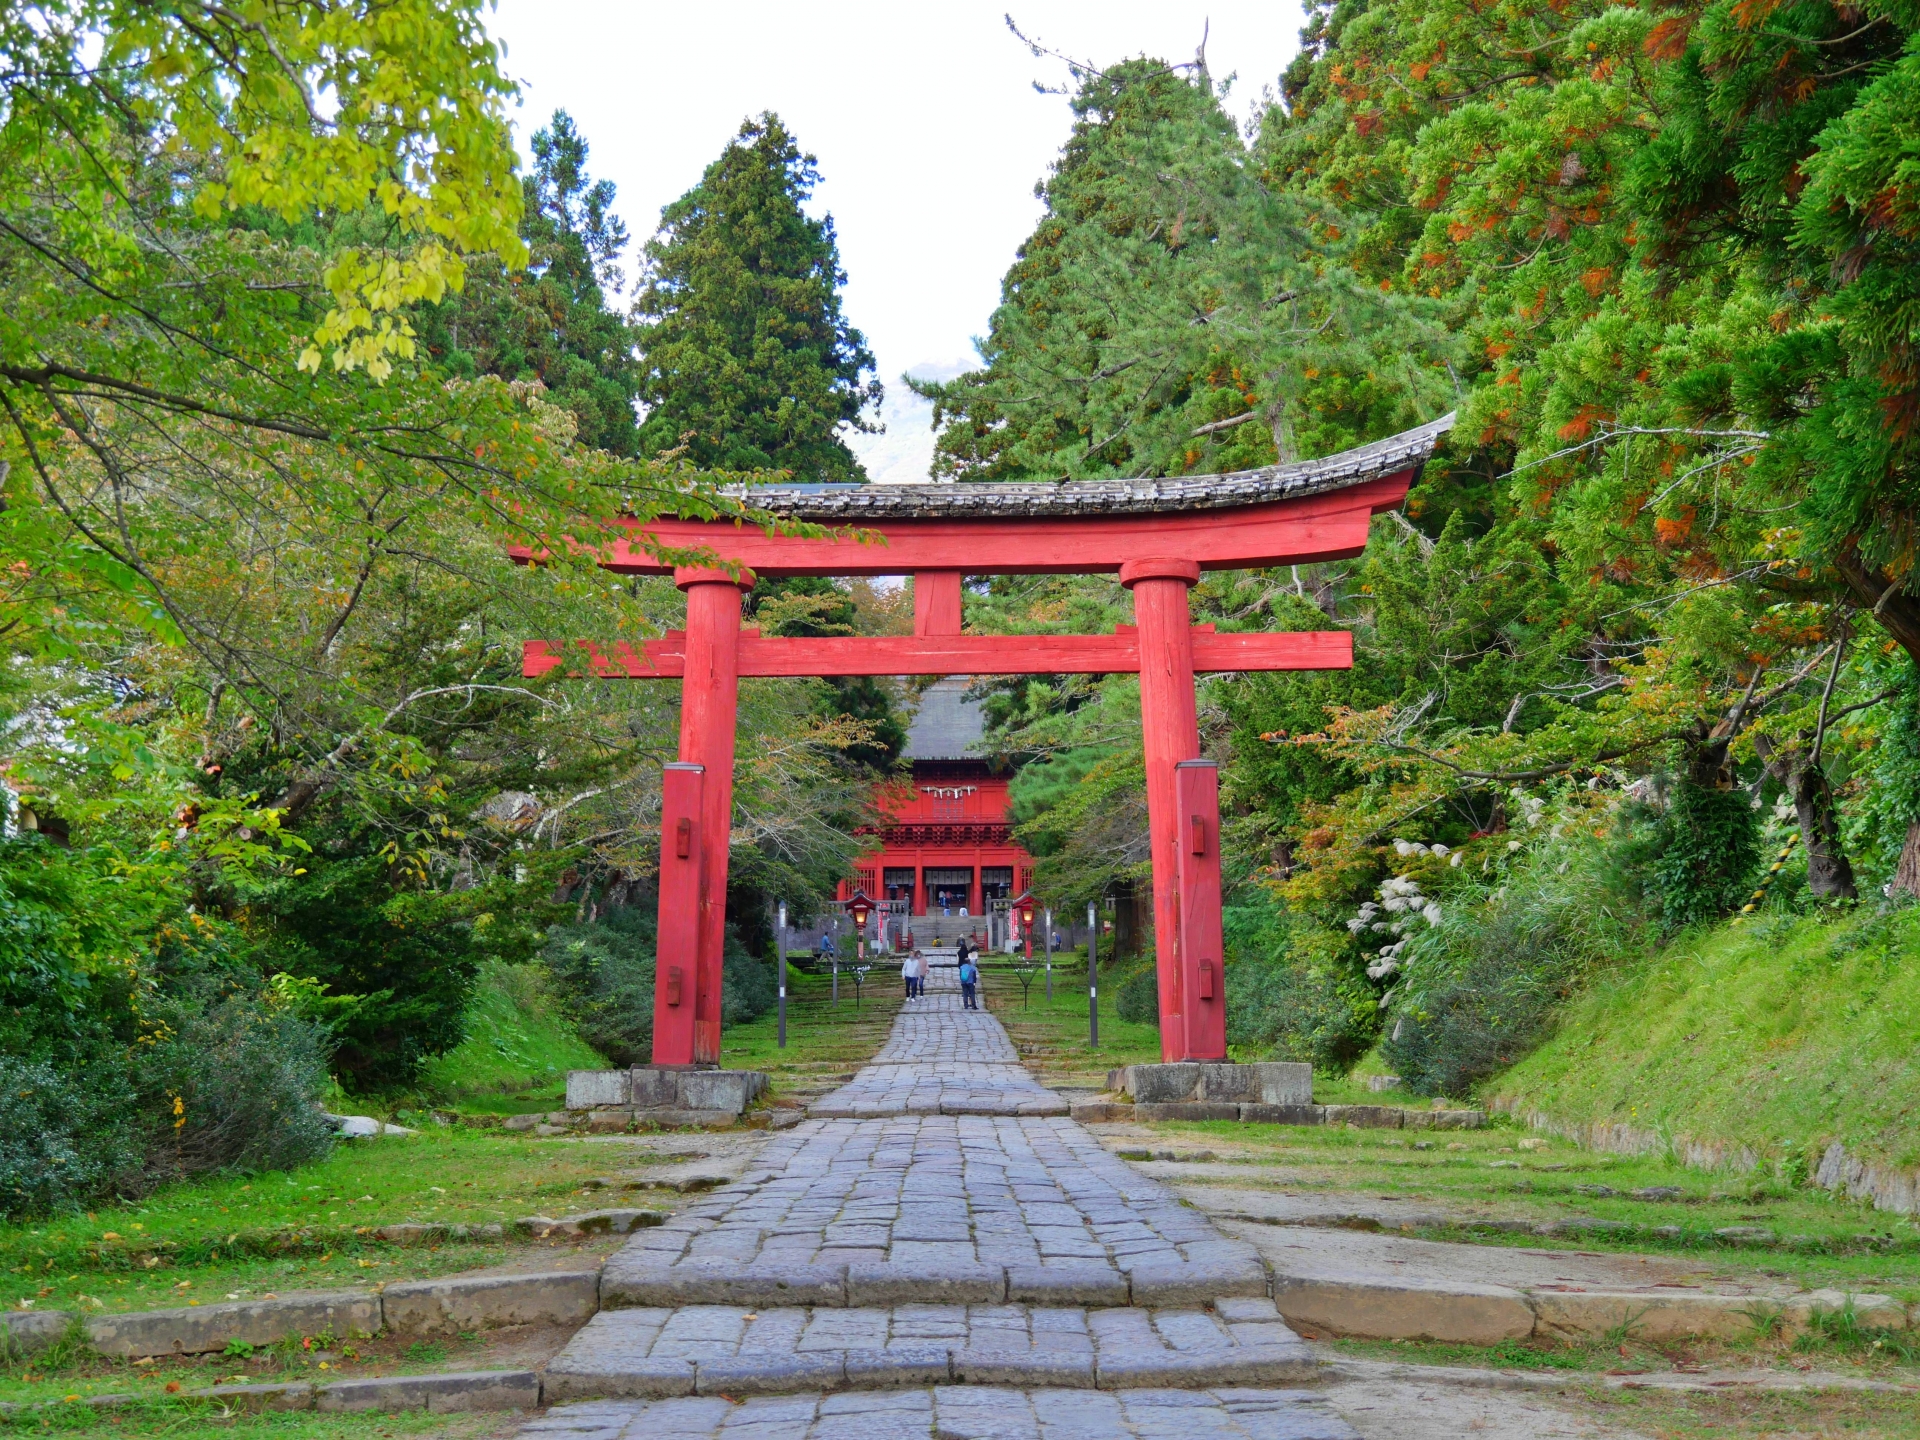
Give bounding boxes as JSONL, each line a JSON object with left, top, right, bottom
{"left": 913, "top": 949, "right": 929, "bottom": 998}
{"left": 958, "top": 954, "right": 979, "bottom": 1010}
{"left": 900, "top": 951, "right": 918, "bottom": 1000}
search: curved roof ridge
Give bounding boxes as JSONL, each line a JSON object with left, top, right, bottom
{"left": 725, "top": 412, "right": 1453, "bottom": 522}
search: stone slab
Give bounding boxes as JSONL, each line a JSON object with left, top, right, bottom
{"left": 1318, "top": 1105, "right": 1404, "bottom": 1129}
{"left": 0, "top": 1309, "right": 69, "bottom": 1357}
{"left": 694, "top": 1352, "right": 847, "bottom": 1395}
{"left": 1006, "top": 1264, "right": 1130, "bottom": 1307}
{"left": 1239, "top": 1104, "right": 1327, "bottom": 1126}
{"left": 1121, "top": 1063, "right": 1202, "bottom": 1104}
{"left": 192, "top": 1381, "right": 313, "bottom": 1411}
{"left": 676, "top": 1070, "right": 765, "bottom": 1114}
{"left": 383, "top": 1270, "right": 600, "bottom": 1334}
{"left": 86, "top": 1291, "right": 381, "bottom": 1357}
{"left": 1127, "top": 1262, "right": 1270, "bottom": 1306}
{"left": 630, "top": 1108, "right": 740, "bottom": 1128}
{"left": 567, "top": 1071, "right": 631, "bottom": 1109}
{"left": 1271, "top": 1275, "right": 1535, "bottom": 1344}
{"left": 1784, "top": 1289, "right": 1909, "bottom": 1332}
{"left": 1532, "top": 1289, "right": 1798, "bottom": 1342}
{"left": 1135, "top": 1102, "right": 1243, "bottom": 1123}
{"left": 1198, "top": 1063, "right": 1312, "bottom": 1106}
{"left": 311, "top": 1370, "right": 540, "bottom": 1414}
{"left": 1096, "top": 1342, "right": 1318, "bottom": 1389}
{"left": 846, "top": 1262, "right": 1006, "bottom": 1306}
{"left": 602, "top": 1262, "right": 848, "bottom": 1309}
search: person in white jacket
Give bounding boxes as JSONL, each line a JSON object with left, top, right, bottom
{"left": 901, "top": 952, "right": 918, "bottom": 1000}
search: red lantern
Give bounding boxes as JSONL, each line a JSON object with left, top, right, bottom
{"left": 843, "top": 889, "right": 875, "bottom": 931}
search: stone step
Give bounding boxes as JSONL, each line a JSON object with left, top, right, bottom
{"left": 600, "top": 1254, "right": 1269, "bottom": 1310}
{"left": 517, "top": 1385, "right": 1357, "bottom": 1439}
{"left": 542, "top": 1298, "right": 1315, "bottom": 1401}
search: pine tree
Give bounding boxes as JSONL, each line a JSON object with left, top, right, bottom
{"left": 634, "top": 114, "right": 880, "bottom": 479}
{"left": 417, "top": 110, "right": 641, "bottom": 455}
{"left": 918, "top": 59, "right": 1448, "bottom": 481}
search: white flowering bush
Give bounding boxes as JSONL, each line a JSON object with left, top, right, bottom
{"left": 1346, "top": 865, "right": 1444, "bottom": 988}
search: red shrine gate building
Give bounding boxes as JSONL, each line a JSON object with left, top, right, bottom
{"left": 838, "top": 678, "right": 1032, "bottom": 944}
{"left": 523, "top": 413, "right": 1453, "bottom": 1069}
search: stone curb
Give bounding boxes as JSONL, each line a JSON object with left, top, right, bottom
{"left": 1072, "top": 1100, "right": 1486, "bottom": 1129}
{"left": 0, "top": 1370, "right": 540, "bottom": 1418}
{"left": 1268, "top": 1273, "right": 1912, "bottom": 1345}
{"left": 542, "top": 1343, "right": 1320, "bottom": 1400}
{"left": 1321, "top": 1355, "right": 1920, "bottom": 1397}
{"left": 7, "top": 1268, "right": 606, "bottom": 1360}
{"left": 600, "top": 1259, "right": 1273, "bottom": 1310}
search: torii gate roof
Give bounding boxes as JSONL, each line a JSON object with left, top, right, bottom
{"left": 585, "top": 413, "right": 1455, "bottom": 579}
{"left": 719, "top": 413, "right": 1454, "bottom": 522}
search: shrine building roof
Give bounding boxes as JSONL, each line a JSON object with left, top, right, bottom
{"left": 727, "top": 413, "right": 1453, "bottom": 522}
{"left": 903, "top": 679, "right": 988, "bottom": 762}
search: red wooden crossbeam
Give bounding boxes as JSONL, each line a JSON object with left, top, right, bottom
{"left": 509, "top": 473, "right": 1412, "bottom": 579}
{"left": 523, "top": 626, "right": 1351, "bottom": 680}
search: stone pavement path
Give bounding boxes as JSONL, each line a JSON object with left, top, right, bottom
{"left": 528, "top": 963, "right": 1348, "bottom": 1436}
{"left": 600, "top": 1112, "right": 1263, "bottom": 1305}
{"left": 811, "top": 967, "right": 1067, "bottom": 1117}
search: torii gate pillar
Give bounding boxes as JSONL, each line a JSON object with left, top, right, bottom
{"left": 1121, "top": 558, "right": 1225, "bottom": 1063}
{"left": 655, "top": 565, "right": 753, "bottom": 1067}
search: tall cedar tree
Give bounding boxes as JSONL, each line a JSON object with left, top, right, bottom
{"left": 916, "top": 59, "right": 1448, "bottom": 481}
{"left": 418, "top": 111, "right": 641, "bottom": 454}
{"left": 634, "top": 114, "right": 880, "bottom": 478}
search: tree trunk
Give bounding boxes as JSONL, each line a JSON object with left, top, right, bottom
{"left": 1754, "top": 734, "right": 1858, "bottom": 900}
{"left": 1834, "top": 542, "right": 1920, "bottom": 669}
{"left": 1110, "top": 880, "right": 1143, "bottom": 963}
{"left": 1894, "top": 821, "right": 1920, "bottom": 899}
{"left": 1683, "top": 717, "right": 1737, "bottom": 789}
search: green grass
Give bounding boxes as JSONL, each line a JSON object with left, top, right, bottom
{"left": 712, "top": 964, "right": 903, "bottom": 1102}
{"left": 1485, "top": 906, "right": 1920, "bottom": 1178}
{"left": 977, "top": 949, "right": 1163, "bottom": 1084}
{"left": 0, "top": 1403, "right": 517, "bottom": 1437}
{"left": 0, "top": 1306, "right": 544, "bottom": 1413}
{"left": 414, "top": 959, "right": 606, "bottom": 1112}
{"left": 1134, "top": 1117, "right": 1920, "bottom": 1291}
{"left": 0, "top": 1129, "right": 664, "bottom": 1317}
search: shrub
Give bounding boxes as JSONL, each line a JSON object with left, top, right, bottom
{"left": 1651, "top": 780, "right": 1759, "bottom": 929}
{"left": 135, "top": 993, "right": 337, "bottom": 1188}
{"left": 542, "top": 905, "right": 776, "bottom": 1065}
{"left": 1223, "top": 891, "right": 1378, "bottom": 1073}
{"left": 0, "top": 1059, "right": 144, "bottom": 1219}
{"left": 1114, "top": 962, "right": 1160, "bottom": 1027}
{"left": 1381, "top": 836, "right": 1654, "bottom": 1097}
{"left": 0, "top": 994, "right": 334, "bottom": 1220}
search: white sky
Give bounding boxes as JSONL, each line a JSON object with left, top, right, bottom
{"left": 488, "top": 1, "right": 1306, "bottom": 478}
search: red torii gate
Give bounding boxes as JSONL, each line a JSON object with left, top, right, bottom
{"left": 524, "top": 414, "right": 1452, "bottom": 1068}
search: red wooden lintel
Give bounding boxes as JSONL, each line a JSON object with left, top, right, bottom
{"left": 523, "top": 628, "right": 1350, "bottom": 680}
{"left": 511, "top": 473, "right": 1413, "bottom": 579}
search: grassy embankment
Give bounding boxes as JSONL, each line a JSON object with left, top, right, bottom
{"left": 1485, "top": 906, "right": 1920, "bottom": 1185}
{"left": 412, "top": 960, "right": 606, "bottom": 1115}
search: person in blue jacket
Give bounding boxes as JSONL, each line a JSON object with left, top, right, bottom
{"left": 957, "top": 953, "right": 979, "bottom": 1010}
